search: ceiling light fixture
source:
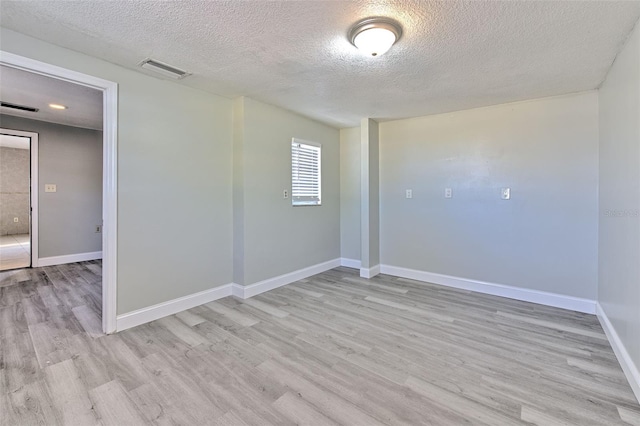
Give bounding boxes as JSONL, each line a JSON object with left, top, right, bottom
{"left": 349, "top": 17, "right": 402, "bottom": 57}
{"left": 49, "top": 103, "right": 67, "bottom": 110}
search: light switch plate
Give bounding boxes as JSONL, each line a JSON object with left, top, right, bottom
{"left": 501, "top": 188, "right": 511, "bottom": 200}
{"left": 45, "top": 184, "right": 57, "bottom": 193}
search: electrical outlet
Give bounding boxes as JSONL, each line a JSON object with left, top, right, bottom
{"left": 95, "top": 225, "right": 102, "bottom": 233}
{"left": 445, "top": 188, "right": 452, "bottom": 199}
{"left": 13, "top": 217, "right": 19, "bottom": 223}
{"left": 501, "top": 188, "right": 511, "bottom": 200}
{"left": 45, "top": 184, "right": 57, "bottom": 193}
{"left": 283, "top": 189, "right": 289, "bottom": 199}
{"left": 405, "top": 189, "right": 412, "bottom": 199}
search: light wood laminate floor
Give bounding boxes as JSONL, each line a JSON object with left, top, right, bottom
{"left": 1, "top": 263, "right": 639, "bottom": 425}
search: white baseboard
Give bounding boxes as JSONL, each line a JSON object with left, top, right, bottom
{"left": 379, "top": 264, "right": 596, "bottom": 314}
{"left": 116, "top": 284, "right": 233, "bottom": 331}
{"left": 231, "top": 283, "right": 244, "bottom": 298}
{"left": 360, "top": 264, "right": 380, "bottom": 279}
{"left": 597, "top": 303, "right": 640, "bottom": 404}
{"left": 115, "top": 258, "right": 341, "bottom": 331}
{"left": 233, "top": 258, "right": 341, "bottom": 299}
{"left": 38, "top": 251, "right": 102, "bottom": 267}
{"left": 340, "top": 258, "right": 361, "bottom": 269}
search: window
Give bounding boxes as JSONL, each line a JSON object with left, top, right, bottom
{"left": 291, "top": 138, "right": 321, "bottom": 206}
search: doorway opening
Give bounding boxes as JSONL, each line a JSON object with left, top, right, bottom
{"left": 0, "top": 51, "right": 118, "bottom": 333}
{"left": 0, "top": 130, "right": 37, "bottom": 271}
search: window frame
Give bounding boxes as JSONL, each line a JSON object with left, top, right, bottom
{"left": 291, "top": 138, "right": 322, "bottom": 207}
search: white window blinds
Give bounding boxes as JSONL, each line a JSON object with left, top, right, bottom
{"left": 291, "top": 139, "right": 321, "bottom": 206}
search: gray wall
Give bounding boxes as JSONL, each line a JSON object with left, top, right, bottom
{"left": 377, "top": 92, "right": 599, "bottom": 299}
{"left": 599, "top": 21, "right": 640, "bottom": 381}
{"left": 234, "top": 97, "right": 340, "bottom": 285}
{"left": 339, "top": 126, "right": 360, "bottom": 261}
{"left": 1, "top": 28, "right": 234, "bottom": 315}
{"left": 0, "top": 146, "right": 30, "bottom": 235}
{"left": 1, "top": 115, "right": 102, "bottom": 257}
{"left": 361, "top": 118, "right": 380, "bottom": 270}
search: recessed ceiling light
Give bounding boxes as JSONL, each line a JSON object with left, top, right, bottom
{"left": 349, "top": 17, "right": 403, "bottom": 57}
{"left": 49, "top": 103, "right": 67, "bottom": 110}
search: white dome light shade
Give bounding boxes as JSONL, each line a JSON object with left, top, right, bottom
{"left": 353, "top": 27, "right": 397, "bottom": 57}
{"left": 349, "top": 17, "right": 403, "bottom": 57}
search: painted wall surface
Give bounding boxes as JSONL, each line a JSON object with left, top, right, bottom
{"left": 361, "top": 118, "right": 380, "bottom": 270}
{"left": 0, "top": 29, "right": 234, "bottom": 314}
{"left": 0, "top": 146, "right": 30, "bottom": 235}
{"left": 599, "top": 21, "right": 640, "bottom": 380}
{"left": 232, "top": 98, "right": 246, "bottom": 285}
{"left": 235, "top": 97, "right": 340, "bottom": 285}
{"left": 1, "top": 115, "right": 102, "bottom": 255}
{"left": 378, "top": 92, "right": 599, "bottom": 299}
{"left": 339, "top": 126, "right": 360, "bottom": 261}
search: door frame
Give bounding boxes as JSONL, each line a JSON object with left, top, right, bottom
{"left": 0, "top": 128, "right": 38, "bottom": 267}
{"left": 0, "top": 51, "right": 119, "bottom": 334}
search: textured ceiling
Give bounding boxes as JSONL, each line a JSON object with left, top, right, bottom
{"left": 0, "top": 65, "right": 103, "bottom": 130}
{"left": 1, "top": 1, "right": 639, "bottom": 128}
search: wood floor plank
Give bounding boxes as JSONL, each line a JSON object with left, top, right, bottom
{"left": 405, "top": 375, "right": 517, "bottom": 425}
{"left": 1, "top": 262, "right": 638, "bottom": 425}
{"left": 258, "top": 358, "right": 387, "bottom": 426}
{"left": 72, "top": 304, "right": 103, "bottom": 338}
{"left": 89, "top": 380, "right": 147, "bottom": 425}
{"left": 273, "top": 391, "right": 339, "bottom": 426}
{"left": 3, "top": 377, "right": 61, "bottom": 425}
{"left": 241, "top": 298, "right": 290, "bottom": 318}
{"left": 44, "top": 359, "right": 100, "bottom": 425}
{"left": 204, "top": 301, "right": 260, "bottom": 327}
{"left": 175, "top": 309, "right": 206, "bottom": 327}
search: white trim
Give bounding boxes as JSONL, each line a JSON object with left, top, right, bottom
{"left": 340, "top": 258, "right": 361, "bottom": 269}
{"left": 379, "top": 264, "right": 597, "bottom": 314}
{"left": 116, "top": 284, "right": 233, "bottom": 331}
{"left": 231, "top": 283, "right": 244, "bottom": 299}
{"left": 232, "top": 258, "right": 341, "bottom": 299}
{"left": 360, "top": 264, "right": 381, "bottom": 279}
{"left": 0, "top": 128, "right": 39, "bottom": 267}
{"left": 38, "top": 251, "right": 102, "bottom": 267}
{"left": 597, "top": 303, "right": 640, "bottom": 404}
{"left": 1, "top": 51, "right": 119, "bottom": 334}
{"left": 116, "top": 258, "right": 341, "bottom": 329}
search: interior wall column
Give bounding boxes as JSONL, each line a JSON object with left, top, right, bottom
{"left": 360, "top": 118, "right": 380, "bottom": 278}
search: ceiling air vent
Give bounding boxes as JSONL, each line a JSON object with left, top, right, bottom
{"left": 139, "top": 58, "right": 190, "bottom": 79}
{"left": 1, "top": 101, "right": 39, "bottom": 113}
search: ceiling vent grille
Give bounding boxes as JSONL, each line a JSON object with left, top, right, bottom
{"left": 139, "top": 58, "right": 190, "bottom": 79}
{"left": 1, "top": 101, "right": 39, "bottom": 113}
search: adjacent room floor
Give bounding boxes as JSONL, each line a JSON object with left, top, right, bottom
{"left": 1, "top": 263, "right": 639, "bottom": 425}
{"left": 0, "top": 233, "right": 30, "bottom": 271}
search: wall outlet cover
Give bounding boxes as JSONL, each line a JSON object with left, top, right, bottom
{"left": 501, "top": 188, "right": 511, "bottom": 200}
